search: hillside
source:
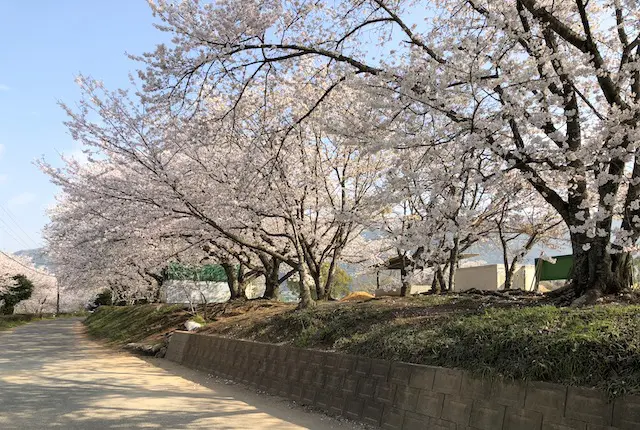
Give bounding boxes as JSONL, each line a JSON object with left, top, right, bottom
{"left": 13, "top": 248, "right": 51, "bottom": 271}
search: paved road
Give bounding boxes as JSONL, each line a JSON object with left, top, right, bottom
{"left": 0, "top": 319, "right": 359, "bottom": 429}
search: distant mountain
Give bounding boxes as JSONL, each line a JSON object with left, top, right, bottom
{"left": 14, "top": 248, "right": 51, "bottom": 271}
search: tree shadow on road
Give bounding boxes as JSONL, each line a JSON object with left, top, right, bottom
{"left": 0, "top": 318, "right": 350, "bottom": 429}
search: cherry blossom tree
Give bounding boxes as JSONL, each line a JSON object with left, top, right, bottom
{"left": 371, "top": 142, "right": 502, "bottom": 294}
{"left": 0, "top": 252, "right": 58, "bottom": 314}
{"left": 43, "top": 70, "right": 384, "bottom": 307}
{"left": 42, "top": 155, "right": 212, "bottom": 305}
{"left": 134, "top": 0, "right": 640, "bottom": 301}
{"left": 491, "top": 176, "right": 566, "bottom": 290}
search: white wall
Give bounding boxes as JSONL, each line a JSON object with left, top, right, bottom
{"left": 455, "top": 264, "right": 537, "bottom": 292}
{"left": 162, "top": 280, "right": 230, "bottom": 304}
{"left": 372, "top": 264, "right": 539, "bottom": 297}
{"left": 496, "top": 265, "right": 536, "bottom": 291}
{"left": 162, "top": 279, "right": 267, "bottom": 304}
{"left": 455, "top": 265, "right": 500, "bottom": 291}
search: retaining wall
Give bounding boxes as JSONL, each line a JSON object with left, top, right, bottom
{"left": 166, "top": 331, "right": 640, "bottom": 429}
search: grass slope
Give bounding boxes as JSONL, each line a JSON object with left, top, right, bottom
{"left": 335, "top": 305, "right": 640, "bottom": 398}
{"left": 84, "top": 304, "right": 189, "bottom": 345}
{"left": 83, "top": 297, "right": 640, "bottom": 397}
{"left": 201, "top": 297, "right": 640, "bottom": 398}
{"left": 0, "top": 314, "right": 44, "bottom": 331}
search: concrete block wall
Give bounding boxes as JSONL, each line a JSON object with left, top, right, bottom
{"left": 166, "top": 331, "right": 639, "bottom": 429}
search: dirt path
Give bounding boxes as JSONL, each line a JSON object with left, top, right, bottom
{"left": 0, "top": 319, "right": 361, "bottom": 429}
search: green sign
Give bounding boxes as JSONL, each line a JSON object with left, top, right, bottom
{"left": 534, "top": 254, "right": 573, "bottom": 281}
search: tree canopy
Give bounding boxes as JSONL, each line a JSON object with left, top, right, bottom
{"left": 41, "top": 0, "right": 640, "bottom": 306}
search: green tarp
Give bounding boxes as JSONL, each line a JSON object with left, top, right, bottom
{"left": 534, "top": 254, "right": 573, "bottom": 281}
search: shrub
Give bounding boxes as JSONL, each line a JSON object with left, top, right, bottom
{"left": 0, "top": 275, "right": 34, "bottom": 315}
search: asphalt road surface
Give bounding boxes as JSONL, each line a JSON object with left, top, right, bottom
{"left": 0, "top": 319, "right": 360, "bottom": 429}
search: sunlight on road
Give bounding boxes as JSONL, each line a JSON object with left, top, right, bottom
{"left": 0, "top": 319, "right": 349, "bottom": 429}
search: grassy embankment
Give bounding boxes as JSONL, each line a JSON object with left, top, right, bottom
{"left": 0, "top": 314, "right": 49, "bottom": 331}
{"left": 84, "top": 304, "right": 189, "bottom": 345}
{"left": 85, "top": 295, "right": 640, "bottom": 397}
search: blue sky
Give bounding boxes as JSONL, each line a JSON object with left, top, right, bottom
{"left": 0, "top": 1, "right": 166, "bottom": 252}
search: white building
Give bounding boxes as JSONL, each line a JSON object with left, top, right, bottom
{"left": 161, "top": 279, "right": 266, "bottom": 304}
{"left": 376, "top": 264, "right": 537, "bottom": 296}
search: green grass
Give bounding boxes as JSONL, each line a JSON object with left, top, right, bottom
{"left": 84, "top": 305, "right": 188, "bottom": 345}
{"left": 84, "top": 300, "right": 640, "bottom": 397}
{"left": 338, "top": 306, "right": 640, "bottom": 397}
{"left": 227, "top": 295, "right": 461, "bottom": 348}
{"left": 0, "top": 314, "right": 46, "bottom": 331}
{"left": 224, "top": 303, "right": 640, "bottom": 398}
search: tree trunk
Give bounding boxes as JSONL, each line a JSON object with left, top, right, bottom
{"left": 400, "top": 266, "right": 411, "bottom": 297}
{"left": 498, "top": 220, "right": 513, "bottom": 290}
{"left": 222, "top": 262, "right": 241, "bottom": 299}
{"left": 447, "top": 240, "right": 459, "bottom": 292}
{"left": 145, "top": 271, "right": 164, "bottom": 303}
{"left": 312, "top": 273, "right": 322, "bottom": 301}
{"left": 236, "top": 264, "right": 247, "bottom": 299}
{"left": 568, "top": 238, "right": 632, "bottom": 299}
{"left": 297, "top": 264, "right": 316, "bottom": 308}
{"left": 436, "top": 265, "right": 448, "bottom": 292}
{"left": 504, "top": 260, "right": 518, "bottom": 290}
{"left": 263, "top": 258, "right": 281, "bottom": 300}
{"left": 322, "top": 258, "right": 339, "bottom": 301}
{"left": 548, "top": 233, "right": 634, "bottom": 305}
{"left": 431, "top": 273, "right": 440, "bottom": 294}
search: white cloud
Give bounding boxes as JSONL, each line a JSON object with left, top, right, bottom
{"left": 8, "top": 192, "right": 36, "bottom": 209}
{"left": 0, "top": 143, "right": 5, "bottom": 158}
{"left": 0, "top": 84, "right": 10, "bottom": 92}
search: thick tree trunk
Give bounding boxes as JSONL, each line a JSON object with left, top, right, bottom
{"left": 431, "top": 272, "right": 441, "bottom": 294}
{"left": 436, "top": 265, "right": 448, "bottom": 292}
{"left": 549, "top": 234, "right": 634, "bottom": 305}
{"left": 297, "top": 264, "right": 316, "bottom": 308}
{"left": 262, "top": 258, "right": 281, "bottom": 300}
{"left": 222, "top": 262, "right": 241, "bottom": 299}
{"left": 569, "top": 241, "right": 631, "bottom": 298}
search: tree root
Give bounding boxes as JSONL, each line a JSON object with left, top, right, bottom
{"left": 541, "top": 283, "right": 576, "bottom": 306}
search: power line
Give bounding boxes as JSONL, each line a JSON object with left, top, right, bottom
{"left": 0, "top": 250, "right": 55, "bottom": 278}
{"left": 0, "top": 205, "right": 40, "bottom": 248}
{"left": 0, "top": 222, "right": 30, "bottom": 250}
